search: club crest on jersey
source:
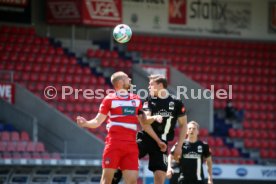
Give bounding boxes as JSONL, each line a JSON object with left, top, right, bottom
{"left": 198, "top": 145, "right": 203, "bottom": 153}
{"left": 169, "top": 101, "right": 175, "bottom": 110}
{"left": 104, "top": 158, "right": 111, "bottom": 165}
{"left": 143, "top": 101, "right": 148, "bottom": 109}
{"left": 131, "top": 100, "right": 136, "bottom": 107}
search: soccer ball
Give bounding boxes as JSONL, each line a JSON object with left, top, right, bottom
{"left": 113, "top": 24, "right": 132, "bottom": 43}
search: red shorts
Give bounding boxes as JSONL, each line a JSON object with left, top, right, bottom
{"left": 102, "top": 141, "right": 138, "bottom": 170}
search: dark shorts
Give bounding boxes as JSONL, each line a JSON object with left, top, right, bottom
{"left": 137, "top": 131, "right": 167, "bottom": 172}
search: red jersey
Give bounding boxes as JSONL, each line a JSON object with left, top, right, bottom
{"left": 99, "top": 92, "right": 142, "bottom": 143}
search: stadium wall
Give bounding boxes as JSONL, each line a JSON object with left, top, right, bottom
{"left": 0, "top": 99, "right": 38, "bottom": 142}
{"left": 13, "top": 84, "right": 104, "bottom": 159}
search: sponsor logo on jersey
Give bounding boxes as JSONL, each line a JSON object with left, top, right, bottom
{"left": 155, "top": 109, "right": 172, "bottom": 117}
{"left": 169, "top": 101, "right": 175, "bottom": 110}
{"left": 197, "top": 145, "right": 202, "bottom": 153}
{"left": 184, "top": 152, "right": 200, "bottom": 159}
{"left": 122, "top": 107, "right": 135, "bottom": 115}
{"left": 181, "top": 107, "right": 185, "bottom": 113}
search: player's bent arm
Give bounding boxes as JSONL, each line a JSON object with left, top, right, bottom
{"left": 83, "top": 113, "right": 107, "bottom": 129}
{"left": 138, "top": 110, "right": 161, "bottom": 125}
{"left": 176, "top": 115, "right": 188, "bottom": 146}
{"left": 140, "top": 124, "right": 160, "bottom": 142}
{"left": 205, "top": 156, "right": 213, "bottom": 184}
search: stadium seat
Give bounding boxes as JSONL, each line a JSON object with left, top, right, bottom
{"left": 35, "top": 142, "right": 45, "bottom": 153}
{"left": 20, "top": 131, "right": 30, "bottom": 142}
{"left": 0, "top": 131, "right": 10, "bottom": 141}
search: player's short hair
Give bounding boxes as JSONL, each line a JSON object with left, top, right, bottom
{"left": 149, "top": 74, "right": 168, "bottom": 88}
{"left": 188, "top": 121, "right": 200, "bottom": 130}
{"left": 111, "top": 71, "right": 127, "bottom": 86}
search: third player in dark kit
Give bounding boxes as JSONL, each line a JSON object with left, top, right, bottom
{"left": 167, "top": 121, "right": 213, "bottom": 184}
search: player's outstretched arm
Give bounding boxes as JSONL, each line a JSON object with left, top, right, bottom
{"left": 76, "top": 113, "right": 107, "bottom": 129}
{"left": 206, "top": 156, "right": 213, "bottom": 184}
{"left": 174, "top": 115, "right": 187, "bottom": 160}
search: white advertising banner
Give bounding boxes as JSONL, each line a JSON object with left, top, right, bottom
{"left": 139, "top": 162, "right": 276, "bottom": 180}
{"left": 210, "top": 164, "right": 276, "bottom": 180}
{"left": 123, "top": 0, "right": 276, "bottom": 40}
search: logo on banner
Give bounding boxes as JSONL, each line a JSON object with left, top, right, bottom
{"left": 212, "top": 167, "right": 222, "bottom": 176}
{"left": 0, "top": 83, "right": 15, "bottom": 104}
{"left": 169, "top": 0, "right": 187, "bottom": 25}
{"left": 269, "top": 2, "right": 276, "bottom": 32}
{"left": 86, "top": 0, "right": 121, "bottom": 21}
{"left": 48, "top": 2, "right": 80, "bottom": 19}
{"left": 236, "top": 168, "right": 248, "bottom": 177}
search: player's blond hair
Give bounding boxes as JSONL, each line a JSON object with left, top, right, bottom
{"left": 148, "top": 74, "right": 168, "bottom": 88}
{"left": 188, "top": 121, "right": 200, "bottom": 130}
{"left": 110, "top": 71, "right": 127, "bottom": 86}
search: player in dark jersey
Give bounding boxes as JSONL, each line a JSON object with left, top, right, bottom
{"left": 167, "top": 121, "right": 213, "bottom": 184}
{"left": 112, "top": 74, "right": 187, "bottom": 184}
{"left": 138, "top": 74, "right": 187, "bottom": 184}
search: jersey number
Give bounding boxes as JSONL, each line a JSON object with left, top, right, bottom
{"left": 161, "top": 116, "right": 173, "bottom": 141}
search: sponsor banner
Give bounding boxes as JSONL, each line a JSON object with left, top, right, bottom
{"left": 141, "top": 65, "right": 170, "bottom": 84}
{"left": 123, "top": 0, "right": 276, "bottom": 40}
{"left": 208, "top": 165, "right": 276, "bottom": 180}
{"left": 268, "top": 1, "right": 276, "bottom": 33}
{"left": 139, "top": 162, "right": 276, "bottom": 180}
{"left": 0, "top": 0, "right": 29, "bottom": 7}
{"left": 46, "top": 0, "right": 82, "bottom": 24}
{"left": 123, "top": 0, "right": 167, "bottom": 30}
{"left": 0, "top": 83, "right": 15, "bottom": 104}
{"left": 82, "top": 0, "right": 122, "bottom": 26}
{"left": 0, "top": 0, "right": 31, "bottom": 23}
{"left": 46, "top": 0, "right": 122, "bottom": 26}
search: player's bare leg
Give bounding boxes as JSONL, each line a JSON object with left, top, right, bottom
{"left": 122, "top": 170, "right": 138, "bottom": 184}
{"left": 101, "top": 168, "right": 117, "bottom": 184}
{"left": 154, "top": 170, "right": 166, "bottom": 184}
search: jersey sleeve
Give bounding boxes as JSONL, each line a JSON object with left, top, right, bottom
{"left": 176, "top": 99, "right": 186, "bottom": 117}
{"left": 202, "top": 142, "right": 212, "bottom": 158}
{"left": 138, "top": 99, "right": 144, "bottom": 115}
{"left": 98, "top": 96, "right": 111, "bottom": 115}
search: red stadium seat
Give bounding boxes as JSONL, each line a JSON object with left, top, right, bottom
{"left": 26, "top": 142, "right": 36, "bottom": 152}
{"left": 6, "top": 141, "right": 16, "bottom": 152}
{"left": 0, "top": 141, "right": 6, "bottom": 152}
{"left": 0, "top": 131, "right": 10, "bottom": 141}
{"left": 11, "top": 131, "right": 20, "bottom": 141}
{"left": 35, "top": 142, "right": 46, "bottom": 152}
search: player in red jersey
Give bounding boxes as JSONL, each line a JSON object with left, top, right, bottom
{"left": 77, "top": 71, "right": 164, "bottom": 184}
